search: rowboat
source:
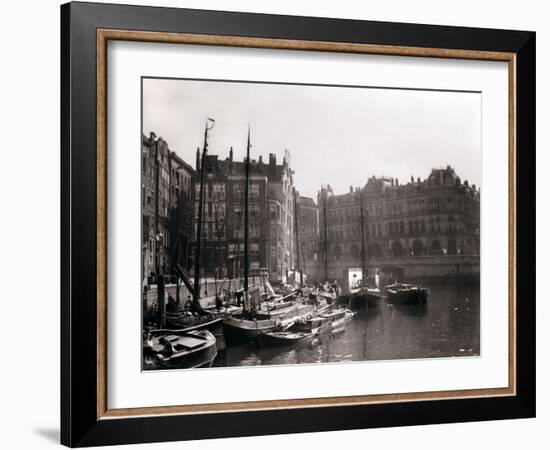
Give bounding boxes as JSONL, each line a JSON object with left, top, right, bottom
{"left": 262, "top": 315, "right": 332, "bottom": 346}
{"left": 144, "top": 329, "right": 217, "bottom": 369}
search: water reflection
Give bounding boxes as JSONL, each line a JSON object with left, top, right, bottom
{"left": 213, "top": 278, "right": 480, "bottom": 367}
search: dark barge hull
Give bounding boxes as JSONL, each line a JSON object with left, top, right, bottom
{"left": 222, "top": 319, "right": 277, "bottom": 344}
{"left": 349, "top": 291, "right": 380, "bottom": 308}
{"left": 386, "top": 289, "right": 428, "bottom": 304}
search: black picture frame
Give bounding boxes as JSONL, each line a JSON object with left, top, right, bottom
{"left": 61, "top": 1, "right": 535, "bottom": 447}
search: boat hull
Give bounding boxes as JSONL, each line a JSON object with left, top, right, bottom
{"left": 222, "top": 317, "right": 278, "bottom": 344}
{"left": 145, "top": 330, "right": 218, "bottom": 370}
{"left": 386, "top": 289, "right": 428, "bottom": 304}
{"left": 260, "top": 331, "right": 314, "bottom": 346}
{"left": 165, "top": 315, "right": 225, "bottom": 351}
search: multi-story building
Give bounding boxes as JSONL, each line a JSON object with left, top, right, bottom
{"left": 191, "top": 148, "right": 295, "bottom": 283}
{"left": 142, "top": 133, "right": 195, "bottom": 285}
{"left": 142, "top": 132, "right": 171, "bottom": 283}
{"left": 167, "top": 151, "right": 195, "bottom": 272}
{"left": 295, "top": 195, "right": 319, "bottom": 281}
{"left": 318, "top": 166, "right": 480, "bottom": 281}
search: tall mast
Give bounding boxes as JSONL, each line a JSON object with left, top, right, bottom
{"left": 243, "top": 125, "right": 251, "bottom": 297}
{"left": 323, "top": 196, "right": 328, "bottom": 281}
{"left": 359, "top": 189, "right": 366, "bottom": 286}
{"left": 193, "top": 118, "right": 214, "bottom": 310}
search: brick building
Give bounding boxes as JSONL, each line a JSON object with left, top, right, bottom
{"left": 295, "top": 195, "right": 319, "bottom": 281}
{"left": 318, "top": 166, "right": 480, "bottom": 281}
{"left": 191, "top": 148, "right": 295, "bottom": 283}
{"left": 142, "top": 133, "right": 195, "bottom": 284}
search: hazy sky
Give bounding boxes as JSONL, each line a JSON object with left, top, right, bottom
{"left": 143, "top": 78, "right": 481, "bottom": 200}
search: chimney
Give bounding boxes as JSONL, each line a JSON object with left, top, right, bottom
{"left": 464, "top": 180, "right": 469, "bottom": 187}
{"left": 258, "top": 155, "right": 263, "bottom": 164}
{"left": 269, "top": 153, "right": 276, "bottom": 167}
{"left": 417, "top": 177, "right": 421, "bottom": 183}
{"left": 229, "top": 146, "right": 233, "bottom": 161}
{"left": 196, "top": 147, "right": 200, "bottom": 170}
{"left": 396, "top": 178, "right": 399, "bottom": 186}
{"left": 472, "top": 184, "right": 476, "bottom": 191}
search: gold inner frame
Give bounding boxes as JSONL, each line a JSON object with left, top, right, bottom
{"left": 96, "top": 29, "right": 517, "bottom": 420}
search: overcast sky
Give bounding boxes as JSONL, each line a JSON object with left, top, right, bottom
{"left": 143, "top": 78, "right": 481, "bottom": 200}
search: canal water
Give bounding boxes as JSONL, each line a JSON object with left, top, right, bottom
{"left": 213, "top": 277, "right": 480, "bottom": 367}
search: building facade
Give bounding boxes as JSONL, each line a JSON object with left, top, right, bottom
{"left": 142, "top": 132, "right": 195, "bottom": 285}
{"left": 191, "top": 148, "right": 295, "bottom": 283}
{"left": 295, "top": 195, "right": 319, "bottom": 281}
{"left": 318, "top": 166, "right": 480, "bottom": 281}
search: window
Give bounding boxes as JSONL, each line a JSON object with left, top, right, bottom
{"left": 250, "top": 183, "right": 260, "bottom": 198}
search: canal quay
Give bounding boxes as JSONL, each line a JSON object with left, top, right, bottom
{"left": 141, "top": 120, "right": 480, "bottom": 371}
{"left": 213, "top": 277, "right": 480, "bottom": 367}
{"left": 143, "top": 276, "right": 479, "bottom": 370}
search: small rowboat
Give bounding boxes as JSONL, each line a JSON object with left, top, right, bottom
{"left": 144, "top": 329, "right": 217, "bottom": 369}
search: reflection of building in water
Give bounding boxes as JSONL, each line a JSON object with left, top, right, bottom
{"left": 318, "top": 166, "right": 480, "bottom": 281}
{"left": 190, "top": 148, "right": 295, "bottom": 283}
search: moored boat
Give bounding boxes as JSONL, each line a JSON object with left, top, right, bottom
{"left": 223, "top": 313, "right": 279, "bottom": 342}
{"left": 262, "top": 314, "right": 332, "bottom": 346}
{"left": 144, "top": 329, "right": 217, "bottom": 369}
{"left": 386, "top": 283, "right": 428, "bottom": 304}
{"left": 349, "top": 285, "right": 381, "bottom": 308}
{"left": 319, "top": 306, "right": 356, "bottom": 329}
{"left": 224, "top": 302, "right": 317, "bottom": 344}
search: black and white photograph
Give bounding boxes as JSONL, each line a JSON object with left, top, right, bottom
{"left": 141, "top": 77, "right": 481, "bottom": 370}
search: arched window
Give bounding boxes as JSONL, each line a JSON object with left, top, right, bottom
{"left": 333, "top": 245, "right": 342, "bottom": 260}
{"left": 431, "top": 239, "right": 441, "bottom": 254}
{"left": 399, "top": 221, "right": 404, "bottom": 234}
{"left": 392, "top": 241, "right": 404, "bottom": 257}
{"left": 412, "top": 239, "right": 424, "bottom": 256}
{"left": 447, "top": 239, "right": 457, "bottom": 255}
{"left": 368, "top": 243, "right": 382, "bottom": 258}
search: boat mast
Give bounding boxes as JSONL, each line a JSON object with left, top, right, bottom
{"left": 323, "top": 196, "right": 328, "bottom": 281}
{"left": 243, "top": 125, "right": 251, "bottom": 305}
{"left": 359, "top": 189, "right": 366, "bottom": 287}
{"left": 193, "top": 118, "right": 214, "bottom": 311}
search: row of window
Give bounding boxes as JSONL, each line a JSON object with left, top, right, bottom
{"left": 327, "top": 196, "right": 475, "bottom": 225}
{"left": 328, "top": 237, "right": 480, "bottom": 260}
{"left": 328, "top": 216, "right": 478, "bottom": 241}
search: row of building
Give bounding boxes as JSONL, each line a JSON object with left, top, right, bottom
{"left": 142, "top": 131, "right": 480, "bottom": 286}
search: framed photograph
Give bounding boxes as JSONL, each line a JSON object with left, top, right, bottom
{"left": 61, "top": 1, "right": 535, "bottom": 447}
